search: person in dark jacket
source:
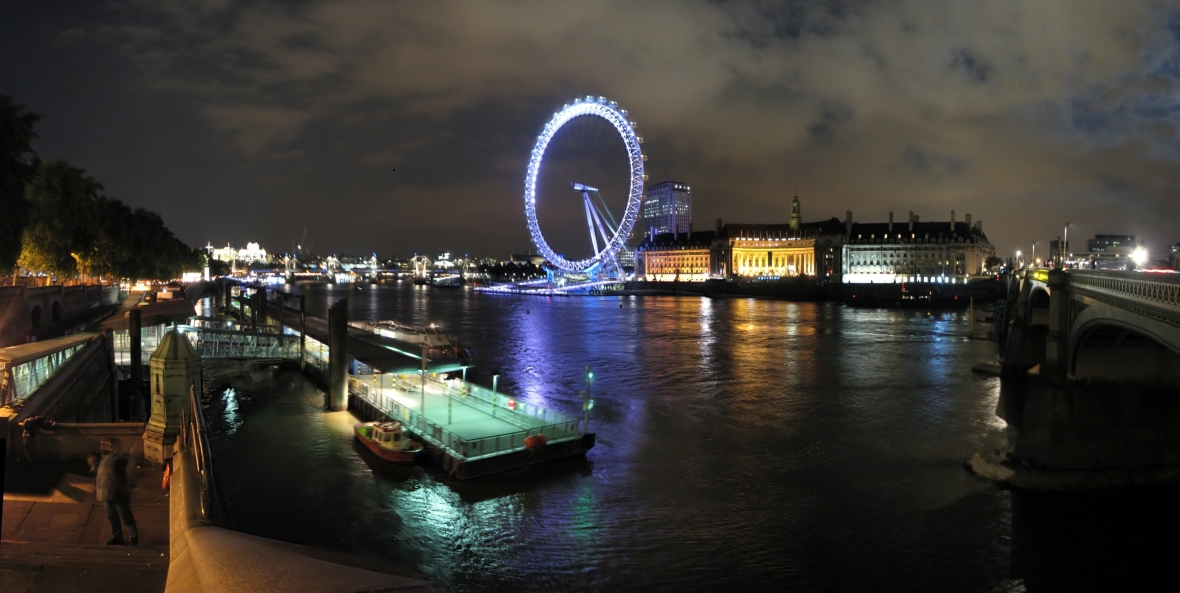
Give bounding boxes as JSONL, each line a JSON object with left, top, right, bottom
{"left": 20, "top": 416, "right": 55, "bottom": 461}
{"left": 95, "top": 452, "right": 138, "bottom": 545}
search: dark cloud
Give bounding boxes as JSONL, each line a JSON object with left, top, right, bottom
{"left": 3, "top": 0, "right": 1180, "bottom": 258}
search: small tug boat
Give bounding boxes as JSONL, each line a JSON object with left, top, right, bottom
{"left": 354, "top": 421, "right": 423, "bottom": 464}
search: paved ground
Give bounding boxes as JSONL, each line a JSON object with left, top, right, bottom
{"left": 366, "top": 377, "right": 546, "bottom": 440}
{"left": 1, "top": 458, "right": 169, "bottom": 593}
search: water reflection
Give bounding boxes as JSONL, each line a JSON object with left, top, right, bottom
{"left": 205, "top": 283, "right": 1180, "bottom": 591}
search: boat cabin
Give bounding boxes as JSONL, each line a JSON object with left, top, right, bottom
{"left": 371, "top": 422, "right": 409, "bottom": 450}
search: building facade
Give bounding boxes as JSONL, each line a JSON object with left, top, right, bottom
{"left": 207, "top": 242, "right": 269, "bottom": 266}
{"left": 715, "top": 218, "right": 844, "bottom": 281}
{"left": 634, "top": 230, "right": 716, "bottom": 282}
{"left": 642, "top": 181, "right": 692, "bottom": 237}
{"left": 635, "top": 194, "right": 845, "bottom": 283}
{"left": 842, "top": 211, "right": 994, "bottom": 284}
{"left": 1085, "top": 234, "right": 1137, "bottom": 269}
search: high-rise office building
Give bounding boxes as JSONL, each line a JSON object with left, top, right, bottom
{"left": 643, "top": 181, "right": 692, "bottom": 237}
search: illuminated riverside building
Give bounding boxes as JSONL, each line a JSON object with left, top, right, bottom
{"left": 635, "top": 195, "right": 846, "bottom": 282}
{"left": 206, "top": 242, "right": 270, "bottom": 266}
{"left": 841, "top": 211, "right": 994, "bottom": 284}
{"left": 635, "top": 229, "right": 716, "bottom": 281}
{"left": 643, "top": 181, "right": 692, "bottom": 236}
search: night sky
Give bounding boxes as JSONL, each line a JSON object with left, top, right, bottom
{"left": 4, "top": 1, "right": 1180, "bottom": 260}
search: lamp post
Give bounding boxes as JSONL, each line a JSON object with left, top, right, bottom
{"left": 419, "top": 342, "right": 428, "bottom": 431}
{"left": 583, "top": 366, "right": 593, "bottom": 435}
{"left": 1063, "top": 223, "right": 1072, "bottom": 268}
{"left": 1031, "top": 242, "right": 1037, "bottom": 268}
{"left": 491, "top": 371, "right": 499, "bottom": 418}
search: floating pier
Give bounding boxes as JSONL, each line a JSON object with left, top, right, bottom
{"left": 226, "top": 285, "right": 595, "bottom": 479}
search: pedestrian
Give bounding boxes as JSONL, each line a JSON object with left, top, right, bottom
{"left": 94, "top": 449, "right": 138, "bottom": 545}
{"left": 20, "top": 415, "right": 56, "bottom": 462}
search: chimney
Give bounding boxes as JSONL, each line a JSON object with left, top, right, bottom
{"left": 965, "top": 213, "right": 972, "bottom": 228}
{"left": 845, "top": 211, "right": 853, "bottom": 236}
{"left": 908, "top": 211, "right": 915, "bottom": 232}
{"left": 975, "top": 220, "right": 983, "bottom": 233}
{"left": 716, "top": 218, "right": 723, "bottom": 233}
{"left": 950, "top": 210, "right": 956, "bottom": 231}
{"left": 888, "top": 211, "right": 894, "bottom": 233}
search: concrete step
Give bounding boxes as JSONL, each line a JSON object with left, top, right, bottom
{"left": 0, "top": 540, "right": 169, "bottom": 569}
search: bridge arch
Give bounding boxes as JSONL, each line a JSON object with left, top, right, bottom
{"left": 1028, "top": 286, "right": 1051, "bottom": 326}
{"left": 51, "top": 300, "right": 61, "bottom": 322}
{"left": 1069, "top": 301, "right": 1180, "bottom": 384}
{"left": 30, "top": 305, "right": 42, "bottom": 330}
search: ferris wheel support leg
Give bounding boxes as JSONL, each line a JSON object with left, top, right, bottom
{"left": 582, "top": 194, "right": 600, "bottom": 256}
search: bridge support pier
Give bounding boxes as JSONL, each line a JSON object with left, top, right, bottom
{"left": 257, "top": 289, "right": 268, "bottom": 329}
{"left": 327, "top": 298, "right": 348, "bottom": 411}
{"left": 1043, "top": 270, "right": 1070, "bottom": 383}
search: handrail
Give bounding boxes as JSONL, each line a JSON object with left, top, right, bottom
{"left": 1067, "top": 270, "right": 1180, "bottom": 312}
{"left": 179, "top": 385, "right": 227, "bottom": 527}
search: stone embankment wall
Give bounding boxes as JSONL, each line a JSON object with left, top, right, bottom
{"left": 0, "top": 285, "right": 121, "bottom": 347}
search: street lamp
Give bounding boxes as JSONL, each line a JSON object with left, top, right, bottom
{"left": 491, "top": 371, "right": 500, "bottom": 418}
{"left": 419, "top": 342, "right": 428, "bottom": 431}
{"left": 1015, "top": 250, "right": 1022, "bottom": 269}
{"left": 1063, "top": 222, "right": 1072, "bottom": 268}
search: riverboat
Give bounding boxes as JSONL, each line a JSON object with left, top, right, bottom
{"left": 354, "top": 421, "right": 423, "bottom": 463}
{"left": 350, "top": 320, "right": 471, "bottom": 360}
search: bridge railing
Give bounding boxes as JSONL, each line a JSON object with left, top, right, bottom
{"left": 1067, "top": 270, "right": 1180, "bottom": 312}
{"left": 178, "top": 385, "right": 227, "bottom": 527}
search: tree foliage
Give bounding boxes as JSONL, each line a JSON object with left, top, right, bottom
{"left": 0, "top": 95, "right": 41, "bottom": 271}
{"left": 18, "top": 160, "right": 102, "bottom": 276}
{"left": 17, "top": 159, "right": 199, "bottom": 282}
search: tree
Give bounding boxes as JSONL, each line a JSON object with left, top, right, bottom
{"left": 18, "top": 160, "right": 103, "bottom": 277}
{"left": 0, "top": 95, "right": 41, "bottom": 272}
{"left": 984, "top": 256, "right": 1004, "bottom": 271}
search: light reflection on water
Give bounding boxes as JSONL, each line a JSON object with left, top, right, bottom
{"left": 200, "top": 282, "right": 1180, "bottom": 592}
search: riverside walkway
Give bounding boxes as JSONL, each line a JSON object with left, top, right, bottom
{"left": 1, "top": 456, "right": 170, "bottom": 592}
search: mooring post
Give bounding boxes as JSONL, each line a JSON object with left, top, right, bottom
{"left": 968, "top": 297, "right": 974, "bottom": 338}
{"left": 257, "top": 288, "right": 268, "bottom": 329}
{"left": 129, "top": 308, "right": 144, "bottom": 420}
{"left": 299, "top": 294, "right": 307, "bottom": 373}
{"left": 328, "top": 298, "right": 348, "bottom": 411}
{"left": 105, "top": 327, "right": 119, "bottom": 421}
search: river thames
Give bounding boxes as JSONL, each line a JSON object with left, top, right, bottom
{"left": 201, "top": 282, "right": 1180, "bottom": 592}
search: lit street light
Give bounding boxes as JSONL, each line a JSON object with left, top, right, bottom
{"left": 1132, "top": 247, "right": 1149, "bottom": 267}
{"left": 1063, "top": 222, "right": 1072, "bottom": 268}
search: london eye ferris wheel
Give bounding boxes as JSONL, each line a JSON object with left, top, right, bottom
{"left": 523, "top": 96, "right": 647, "bottom": 279}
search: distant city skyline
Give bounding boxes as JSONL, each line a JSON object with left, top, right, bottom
{"left": 4, "top": 2, "right": 1180, "bottom": 258}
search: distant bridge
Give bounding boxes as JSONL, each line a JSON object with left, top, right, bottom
{"left": 1005, "top": 268, "right": 1180, "bottom": 383}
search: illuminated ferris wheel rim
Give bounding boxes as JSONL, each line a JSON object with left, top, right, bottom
{"left": 523, "top": 96, "right": 646, "bottom": 273}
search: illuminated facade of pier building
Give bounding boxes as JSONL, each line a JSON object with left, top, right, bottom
{"left": 842, "top": 211, "right": 994, "bottom": 284}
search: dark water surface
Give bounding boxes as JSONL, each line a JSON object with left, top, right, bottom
{"left": 202, "top": 283, "right": 1180, "bottom": 592}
